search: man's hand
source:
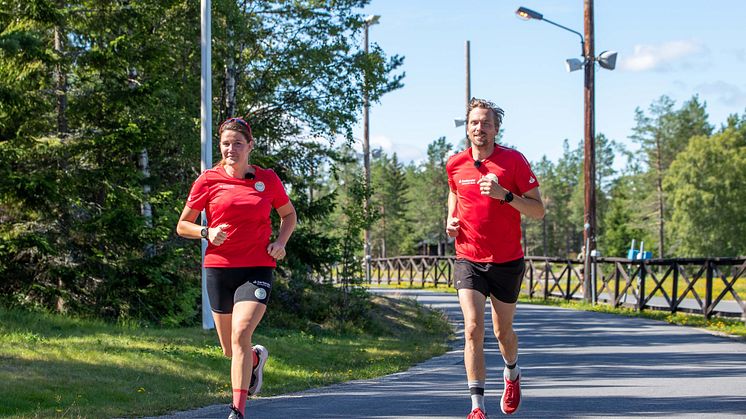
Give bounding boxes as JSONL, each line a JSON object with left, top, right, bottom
{"left": 446, "top": 217, "right": 460, "bottom": 238}
{"left": 209, "top": 224, "right": 230, "bottom": 246}
{"left": 478, "top": 174, "right": 508, "bottom": 200}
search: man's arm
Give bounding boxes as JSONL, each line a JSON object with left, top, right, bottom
{"left": 509, "top": 187, "right": 545, "bottom": 220}
{"left": 446, "top": 190, "right": 460, "bottom": 237}
{"left": 479, "top": 177, "right": 545, "bottom": 220}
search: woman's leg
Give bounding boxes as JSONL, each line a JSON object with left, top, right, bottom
{"left": 213, "top": 312, "right": 233, "bottom": 357}
{"left": 230, "top": 300, "right": 266, "bottom": 415}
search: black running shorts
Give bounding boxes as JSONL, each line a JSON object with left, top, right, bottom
{"left": 453, "top": 258, "right": 525, "bottom": 303}
{"left": 205, "top": 267, "right": 274, "bottom": 314}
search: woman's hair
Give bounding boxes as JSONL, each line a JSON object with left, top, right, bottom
{"left": 467, "top": 98, "right": 505, "bottom": 128}
{"left": 218, "top": 117, "right": 253, "bottom": 142}
{"left": 216, "top": 116, "right": 253, "bottom": 167}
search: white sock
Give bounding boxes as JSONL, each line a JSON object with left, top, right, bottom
{"left": 504, "top": 364, "right": 520, "bottom": 381}
{"left": 468, "top": 380, "right": 485, "bottom": 411}
{"left": 502, "top": 354, "right": 519, "bottom": 381}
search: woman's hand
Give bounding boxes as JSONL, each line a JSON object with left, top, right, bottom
{"left": 266, "top": 242, "right": 287, "bottom": 260}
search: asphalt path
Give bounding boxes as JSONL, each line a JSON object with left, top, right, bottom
{"left": 145, "top": 289, "right": 746, "bottom": 419}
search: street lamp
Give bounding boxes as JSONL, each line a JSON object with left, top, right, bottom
{"left": 363, "top": 14, "right": 380, "bottom": 284}
{"left": 516, "top": 3, "right": 616, "bottom": 302}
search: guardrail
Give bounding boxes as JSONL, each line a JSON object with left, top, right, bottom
{"left": 358, "top": 256, "right": 746, "bottom": 320}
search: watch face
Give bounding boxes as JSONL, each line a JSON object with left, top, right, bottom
{"left": 201, "top": 227, "right": 208, "bottom": 238}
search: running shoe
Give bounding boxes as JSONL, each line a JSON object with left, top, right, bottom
{"left": 227, "top": 403, "right": 244, "bottom": 419}
{"left": 467, "top": 407, "right": 487, "bottom": 419}
{"left": 249, "top": 344, "right": 268, "bottom": 395}
{"left": 500, "top": 368, "right": 521, "bottom": 415}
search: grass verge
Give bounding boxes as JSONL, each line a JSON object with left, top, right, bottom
{"left": 0, "top": 295, "right": 451, "bottom": 418}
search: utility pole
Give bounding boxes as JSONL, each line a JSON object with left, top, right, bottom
{"left": 582, "top": 0, "right": 596, "bottom": 302}
{"left": 465, "top": 40, "right": 471, "bottom": 149}
{"left": 362, "top": 15, "right": 380, "bottom": 283}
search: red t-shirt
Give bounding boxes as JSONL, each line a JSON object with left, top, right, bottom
{"left": 446, "top": 146, "right": 539, "bottom": 263}
{"left": 186, "top": 165, "right": 290, "bottom": 268}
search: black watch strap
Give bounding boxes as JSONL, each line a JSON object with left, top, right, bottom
{"left": 500, "top": 191, "right": 514, "bottom": 205}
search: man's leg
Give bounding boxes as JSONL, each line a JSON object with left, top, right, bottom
{"left": 458, "top": 289, "right": 487, "bottom": 416}
{"left": 490, "top": 296, "right": 521, "bottom": 415}
{"left": 489, "top": 296, "right": 518, "bottom": 370}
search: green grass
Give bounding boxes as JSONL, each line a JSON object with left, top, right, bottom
{"left": 0, "top": 295, "right": 451, "bottom": 418}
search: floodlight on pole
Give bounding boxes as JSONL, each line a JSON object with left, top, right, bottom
{"left": 565, "top": 58, "right": 585, "bottom": 72}
{"left": 454, "top": 118, "right": 466, "bottom": 128}
{"left": 598, "top": 50, "right": 617, "bottom": 70}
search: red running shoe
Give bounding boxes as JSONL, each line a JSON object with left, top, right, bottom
{"left": 467, "top": 407, "right": 487, "bottom": 419}
{"left": 500, "top": 369, "right": 521, "bottom": 415}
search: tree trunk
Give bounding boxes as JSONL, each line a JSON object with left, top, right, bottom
{"left": 655, "top": 139, "right": 665, "bottom": 258}
{"left": 225, "top": 28, "right": 237, "bottom": 117}
{"left": 53, "top": 25, "right": 68, "bottom": 136}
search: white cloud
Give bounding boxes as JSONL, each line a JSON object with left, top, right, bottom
{"left": 620, "top": 40, "right": 708, "bottom": 72}
{"left": 370, "top": 134, "right": 393, "bottom": 150}
{"left": 696, "top": 81, "right": 746, "bottom": 107}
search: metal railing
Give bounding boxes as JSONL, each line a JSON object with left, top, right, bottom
{"left": 361, "top": 256, "right": 746, "bottom": 320}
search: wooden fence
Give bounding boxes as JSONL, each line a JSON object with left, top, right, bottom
{"left": 359, "top": 256, "right": 746, "bottom": 320}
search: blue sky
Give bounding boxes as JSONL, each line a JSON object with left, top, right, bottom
{"left": 352, "top": 0, "right": 746, "bottom": 167}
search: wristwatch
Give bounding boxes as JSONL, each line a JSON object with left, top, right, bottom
{"left": 200, "top": 227, "right": 209, "bottom": 239}
{"left": 501, "top": 191, "right": 514, "bottom": 205}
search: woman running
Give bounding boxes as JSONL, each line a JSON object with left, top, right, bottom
{"left": 177, "top": 116, "right": 297, "bottom": 419}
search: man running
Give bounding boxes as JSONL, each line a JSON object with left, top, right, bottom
{"left": 446, "top": 98, "right": 545, "bottom": 417}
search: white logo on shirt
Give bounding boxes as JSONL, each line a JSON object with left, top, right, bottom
{"left": 459, "top": 179, "right": 477, "bottom": 185}
{"left": 529, "top": 176, "right": 536, "bottom": 184}
{"left": 254, "top": 181, "right": 266, "bottom": 192}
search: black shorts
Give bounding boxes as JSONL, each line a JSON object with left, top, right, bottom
{"left": 453, "top": 258, "right": 525, "bottom": 303}
{"left": 205, "top": 267, "right": 274, "bottom": 314}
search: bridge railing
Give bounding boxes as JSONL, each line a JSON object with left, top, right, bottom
{"left": 362, "top": 255, "right": 746, "bottom": 320}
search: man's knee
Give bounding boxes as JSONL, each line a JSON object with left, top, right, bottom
{"left": 494, "top": 327, "right": 516, "bottom": 345}
{"left": 464, "top": 319, "right": 485, "bottom": 343}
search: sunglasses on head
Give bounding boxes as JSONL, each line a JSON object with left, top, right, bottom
{"left": 220, "top": 117, "right": 250, "bottom": 130}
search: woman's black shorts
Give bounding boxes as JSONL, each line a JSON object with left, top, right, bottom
{"left": 205, "top": 267, "right": 274, "bottom": 314}
{"left": 453, "top": 258, "right": 525, "bottom": 303}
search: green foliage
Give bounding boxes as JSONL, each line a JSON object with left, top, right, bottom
{"left": 370, "top": 150, "right": 410, "bottom": 257}
{"left": 523, "top": 140, "right": 583, "bottom": 257}
{"left": 664, "top": 121, "right": 746, "bottom": 256}
{"left": 599, "top": 174, "right": 650, "bottom": 257}
{"left": 630, "top": 95, "right": 713, "bottom": 257}
{"left": 0, "top": 0, "right": 404, "bottom": 326}
{"left": 400, "top": 136, "right": 453, "bottom": 255}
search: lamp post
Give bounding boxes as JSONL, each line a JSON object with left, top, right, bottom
{"left": 516, "top": 2, "right": 616, "bottom": 302}
{"left": 363, "top": 14, "right": 380, "bottom": 284}
{"left": 200, "top": 0, "right": 214, "bottom": 329}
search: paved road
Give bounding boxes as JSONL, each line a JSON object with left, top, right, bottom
{"left": 146, "top": 289, "right": 746, "bottom": 419}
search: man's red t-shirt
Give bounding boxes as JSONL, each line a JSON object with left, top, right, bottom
{"left": 446, "top": 146, "right": 539, "bottom": 263}
{"left": 186, "top": 165, "right": 290, "bottom": 268}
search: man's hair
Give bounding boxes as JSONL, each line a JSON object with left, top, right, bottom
{"left": 467, "top": 98, "right": 505, "bottom": 128}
